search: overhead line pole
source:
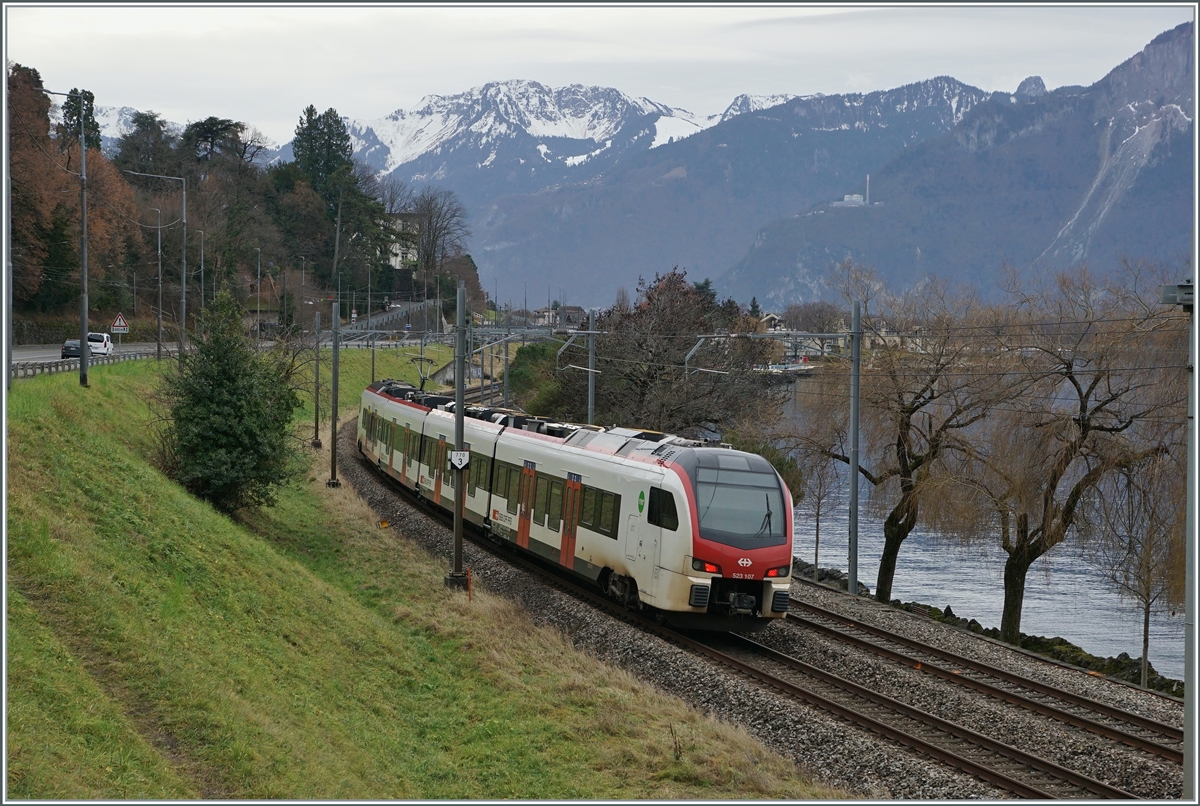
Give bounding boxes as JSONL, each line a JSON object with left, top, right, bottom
{"left": 123, "top": 170, "right": 185, "bottom": 353}
{"left": 588, "top": 308, "right": 596, "bottom": 425}
{"left": 848, "top": 300, "right": 862, "bottom": 598}
{"left": 1161, "top": 280, "right": 1194, "bottom": 798}
{"left": 327, "top": 303, "right": 340, "bottom": 488}
{"left": 446, "top": 283, "right": 468, "bottom": 589}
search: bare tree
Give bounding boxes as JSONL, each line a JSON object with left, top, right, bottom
{"left": 799, "top": 450, "right": 840, "bottom": 583}
{"left": 378, "top": 172, "right": 414, "bottom": 215}
{"left": 413, "top": 185, "right": 470, "bottom": 280}
{"left": 783, "top": 300, "right": 845, "bottom": 352}
{"left": 1084, "top": 451, "right": 1184, "bottom": 686}
{"left": 549, "top": 269, "right": 780, "bottom": 437}
{"left": 934, "top": 264, "right": 1187, "bottom": 644}
{"left": 794, "top": 261, "right": 1022, "bottom": 604}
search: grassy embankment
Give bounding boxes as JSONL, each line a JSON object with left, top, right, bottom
{"left": 7, "top": 347, "right": 842, "bottom": 799}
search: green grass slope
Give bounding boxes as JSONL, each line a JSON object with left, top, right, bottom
{"left": 7, "top": 354, "right": 841, "bottom": 799}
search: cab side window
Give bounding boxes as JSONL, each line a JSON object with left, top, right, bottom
{"left": 648, "top": 488, "right": 679, "bottom": 531}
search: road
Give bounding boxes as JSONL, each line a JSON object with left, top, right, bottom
{"left": 13, "top": 342, "right": 159, "bottom": 362}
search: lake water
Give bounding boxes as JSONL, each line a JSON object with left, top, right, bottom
{"left": 791, "top": 490, "right": 1186, "bottom": 680}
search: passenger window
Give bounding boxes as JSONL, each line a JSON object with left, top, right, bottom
{"left": 548, "top": 480, "right": 564, "bottom": 532}
{"left": 478, "top": 456, "right": 491, "bottom": 492}
{"left": 534, "top": 476, "right": 549, "bottom": 525}
{"left": 649, "top": 488, "right": 679, "bottom": 531}
{"left": 599, "top": 492, "right": 616, "bottom": 536}
{"left": 580, "top": 487, "right": 597, "bottom": 527}
{"left": 468, "top": 454, "right": 478, "bottom": 497}
{"left": 495, "top": 464, "right": 509, "bottom": 499}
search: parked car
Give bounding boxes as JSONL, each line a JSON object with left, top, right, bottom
{"left": 61, "top": 339, "right": 80, "bottom": 359}
{"left": 87, "top": 332, "right": 114, "bottom": 356}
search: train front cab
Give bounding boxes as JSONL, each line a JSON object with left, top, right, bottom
{"left": 650, "top": 448, "right": 794, "bottom": 629}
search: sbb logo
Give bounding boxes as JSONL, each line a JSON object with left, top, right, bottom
{"left": 738, "top": 558, "right": 752, "bottom": 567}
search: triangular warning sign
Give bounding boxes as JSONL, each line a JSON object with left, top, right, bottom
{"left": 112, "top": 313, "right": 128, "bottom": 328}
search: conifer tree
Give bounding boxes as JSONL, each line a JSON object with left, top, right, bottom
{"left": 158, "top": 290, "right": 302, "bottom": 511}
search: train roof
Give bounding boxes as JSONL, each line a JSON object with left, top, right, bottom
{"left": 364, "top": 378, "right": 776, "bottom": 478}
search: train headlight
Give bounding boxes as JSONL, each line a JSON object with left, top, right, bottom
{"left": 691, "top": 557, "right": 721, "bottom": 575}
{"left": 765, "top": 565, "right": 791, "bottom": 578}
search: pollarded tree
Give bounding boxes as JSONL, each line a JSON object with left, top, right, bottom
{"left": 934, "top": 264, "right": 1188, "bottom": 644}
{"left": 156, "top": 289, "right": 303, "bottom": 511}
{"left": 795, "top": 261, "right": 1023, "bottom": 604}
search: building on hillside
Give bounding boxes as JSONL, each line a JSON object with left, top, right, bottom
{"left": 388, "top": 212, "right": 420, "bottom": 270}
{"left": 830, "top": 193, "right": 865, "bottom": 208}
{"left": 533, "top": 305, "right": 588, "bottom": 327}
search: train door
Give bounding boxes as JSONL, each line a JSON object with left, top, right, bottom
{"left": 400, "top": 424, "right": 412, "bottom": 485}
{"left": 559, "top": 473, "right": 583, "bottom": 570}
{"left": 625, "top": 515, "right": 638, "bottom": 561}
{"left": 387, "top": 419, "right": 399, "bottom": 478}
{"left": 516, "top": 460, "right": 536, "bottom": 549}
{"left": 433, "top": 437, "right": 447, "bottom": 505}
{"left": 375, "top": 416, "right": 390, "bottom": 469}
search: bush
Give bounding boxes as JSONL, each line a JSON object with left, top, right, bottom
{"left": 155, "top": 290, "right": 302, "bottom": 511}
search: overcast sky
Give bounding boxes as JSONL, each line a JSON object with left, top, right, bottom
{"left": 5, "top": 4, "right": 1195, "bottom": 146}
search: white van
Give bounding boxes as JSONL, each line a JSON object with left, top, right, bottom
{"left": 87, "top": 332, "right": 114, "bottom": 356}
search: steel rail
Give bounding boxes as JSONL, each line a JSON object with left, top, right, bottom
{"left": 707, "top": 632, "right": 1136, "bottom": 800}
{"left": 789, "top": 595, "right": 1183, "bottom": 744}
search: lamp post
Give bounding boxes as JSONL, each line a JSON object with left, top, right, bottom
{"left": 123, "top": 170, "right": 185, "bottom": 353}
{"left": 254, "top": 247, "right": 262, "bottom": 345}
{"left": 42, "top": 88, "right": 89, "bottom": 385}
{"left": 196, "top": 230, "right": 204, "bottom": 310}
{"left": 152, "top": 208, "right": 162, "bottom": 360}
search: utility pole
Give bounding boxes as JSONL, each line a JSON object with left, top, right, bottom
{"left": 588, "top": 308, "right": 596, "bottom": 425}
{"left": 40, "top": 89, "right": 90, "bottom": 384}
{"left": 504, "top": 305, "right": 510, "bottom": 407}
{"left": 254, "top": 247, "right": 261, "bottom": 346}
{"left": 327, "top": 302, "right": 340, "bottom": 487}
{"left": 197, "top": 231, "right": 204, "bottom": 310}
{"left": 446, "top": 283, "right": 468, "bottom": 589}
{"left": 848, "top": 300, "right": 861, "bottom": 598}
{"left": 153, "top": 208, "right": 162, "bottom": 360}
{"left": 312, "top": 311, "right": 322, "bottom": 449}
{"left": 1160, "top": 280, "right": 1194, "bottom": 797}
{"left": 122, "top": 170, "right": 185, "bottom": 353}
{"left": 79, "top": 106, "right": 89, "bottom": 385}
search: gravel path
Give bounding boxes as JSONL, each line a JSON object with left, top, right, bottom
{"left": 337, "top": 422, "right": 1180, "bottom": 798}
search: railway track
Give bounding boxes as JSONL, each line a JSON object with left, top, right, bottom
{"left": 361, "top": 451, "right": 1146, "bottom": 798}
{"left": 784, "top": 595, "right": 1184, "bottom": 764}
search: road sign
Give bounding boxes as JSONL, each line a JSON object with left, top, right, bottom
{"left": 111, "top": 313, "right": 129, "bottom": 334}
{"left": 450, "top": 450, "right": 470, "bottom": 470}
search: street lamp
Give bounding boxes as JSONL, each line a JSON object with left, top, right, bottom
{"left": 196, "top": 231, "right": 204, "bottom": 310}
{"left": 254, "top": 247, "right": 262, "bottom": 345}
{"left": 152, "top": 208, "right": 162, "bottom": 359}
{"left": 41, "top": 88, "right": 89, "bottom": 386}
{"left": 123, "top": 170, "right": 185, "bottom": 353}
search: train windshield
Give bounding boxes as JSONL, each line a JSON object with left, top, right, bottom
{"left": 694, "top": 468, "right": 787, "bottom": 549}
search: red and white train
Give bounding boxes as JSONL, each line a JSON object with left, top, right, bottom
{"left": 358, "top": 379, "right": 794, "bottom": 630}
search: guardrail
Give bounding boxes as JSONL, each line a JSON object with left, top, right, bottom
{"left": 11, "top": 350, "right": 165, "bottom": 380}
